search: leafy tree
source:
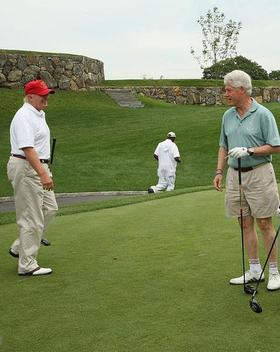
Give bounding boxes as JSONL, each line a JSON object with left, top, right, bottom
{"left": 190, "top": 7, "right": 242, "bottom": 75}
{"left": 269, "top": 70, "right": 280, "bottom": 80}
{"left": 202, "top": 56, "right": 269, "bottom": 80}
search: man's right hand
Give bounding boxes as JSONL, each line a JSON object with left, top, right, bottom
{"left": 40, "top": 172, "right": 54, "bottom": 190}
{"left": 213, "top": 174, "right": 223, "bottom": 192}
{"left": 23, "top": 147, "right": 54, "bottom": 190}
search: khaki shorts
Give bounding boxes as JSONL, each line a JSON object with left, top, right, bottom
{"left": 225, "top": 163, "right": 279, "bottom": 218}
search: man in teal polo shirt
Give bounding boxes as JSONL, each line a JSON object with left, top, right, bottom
{"left": 213, "top": 70, "right": 280, "bottom": 290}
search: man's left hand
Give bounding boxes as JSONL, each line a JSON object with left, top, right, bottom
{"left": 228, "top": 147, "right": 249, "bottom": 159}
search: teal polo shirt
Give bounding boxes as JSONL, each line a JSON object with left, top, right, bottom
{"left": 219, "top": 99, "right": 280, "bottom": 168}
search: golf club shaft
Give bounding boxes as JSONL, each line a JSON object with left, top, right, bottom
{"left": 50, "top": 137, "right": 56, "bottom": 165}
{"left": 238, "top": 158, "right": 246, "bottom": 291}
{"left": 252, "top": 221, "right": 280, "bottom": 298}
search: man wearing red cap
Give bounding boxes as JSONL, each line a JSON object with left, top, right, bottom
{"left": 7, "top": 80, "right": 58, "bottom": 276}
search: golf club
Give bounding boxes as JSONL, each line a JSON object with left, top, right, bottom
{"left": 50, "top": 137, "right": 56, "bottom": 166}
{"left": 249, "top": 221, "right": 280, "bottom": 313}
{"left": 237, "top": 158, "right": 256, "bottom": 295}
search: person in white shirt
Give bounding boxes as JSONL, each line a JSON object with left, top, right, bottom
{"left": 7, "top": 79, "right": 58, "bottom": 276}
{"left": 148, "top": 132, "right": 181, "bottom": 193}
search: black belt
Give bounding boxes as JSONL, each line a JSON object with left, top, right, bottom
{"left": 234, "top": 166, "right": 253, "bottom": 172}
{"left": 11, "top": 154, "right": 49, "bottom": 164}
{"left": 233, "top": 162, "right": 268, "bottom": 173}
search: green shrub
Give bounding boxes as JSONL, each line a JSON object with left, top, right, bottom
{"left": 203, "top": 56, "right": 269, "bottom": 80}
{"left": 269, "top": 70, "right": 280, "bottom": 80}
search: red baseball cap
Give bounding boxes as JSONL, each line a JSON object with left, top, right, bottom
{"left": 24, "top": 80, "right": 55, "bottom": 96}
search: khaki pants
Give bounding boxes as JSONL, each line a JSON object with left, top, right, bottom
{"left": 7, "top": 156, "right": 58, "bottom": 274}
{"left": 225, "top": 163, "right": 279, "bottom": 218}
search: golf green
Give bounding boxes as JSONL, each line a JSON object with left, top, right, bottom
{"left": 0, "top": 190, "right": 279, "bottom": 352}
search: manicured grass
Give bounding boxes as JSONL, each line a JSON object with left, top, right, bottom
{"left": 0, "top": 189, "right": 279, "bottom": 352}
{"left": 0, "top": 89, "right": 225, "bottom": 196}
{"left": 1, "top": 89, "right": 280, "bottom": 197}
{"left": 0, "top": 185, "right": 212, "bottom": 226}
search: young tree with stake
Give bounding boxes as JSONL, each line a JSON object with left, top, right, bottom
{"left": 190, "top": 7, "right": 242, "bottom": 80}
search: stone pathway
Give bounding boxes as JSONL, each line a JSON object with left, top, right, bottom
{"left": 0, "top": 191, "right": 147, "bottom": 213}
{"left": 105, "top": 89, "right": 144, "bottom": 108}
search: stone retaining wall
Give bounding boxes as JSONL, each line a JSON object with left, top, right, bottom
{"left": 0, "top": 52, "right": 104, "bottom": 90}
{"left": 128, "top": 86, "right": 280, "bottom": 105}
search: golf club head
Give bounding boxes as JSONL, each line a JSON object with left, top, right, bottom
{"left": 244, "top": 284, "right": 256, "bottom": 295}
{"left": 249, "top": 298, "right": 262, "bottom": 313}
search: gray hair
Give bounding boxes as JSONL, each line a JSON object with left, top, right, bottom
{"left": 224, "top": 70, "right": 252, "bottom": 96}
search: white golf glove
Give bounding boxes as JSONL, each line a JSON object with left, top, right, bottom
{"left": 276, "top": 206, "right": 280, "bottom": 217}
{"left": 228, "top": 147, "right": 249, "bottom": 159}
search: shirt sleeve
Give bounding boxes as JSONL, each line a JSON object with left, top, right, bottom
{"left": 154, "top": 143, "right": 160, "bottom": 156}
{"left": 173, "top": 144, "right": 180, "bottom": 158}
{"left": 261, "top": 111, "right": 280, "bottom": 146}
{"left": 219, "top": 114, "right": 228, "bottom": 149}
{"left": 13, "top": 113, "right": 36, "bottom": 149}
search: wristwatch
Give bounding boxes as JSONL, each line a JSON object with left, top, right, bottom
{"left": 247, "top": 147, "right": 255, "bottom": 156}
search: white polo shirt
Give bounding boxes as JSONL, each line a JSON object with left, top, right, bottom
{"left": 10, "top": 102, "right": 50, "bottom": 159}
{"left": 154, "top": 139, "right": 180, "bottom": 171}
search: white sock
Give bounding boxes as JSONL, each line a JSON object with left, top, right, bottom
{"left": 269, "top": 262, "right": 279, "bottom": 274}
{"left": 249, "top": 258, "right": 262, "bottom": 273}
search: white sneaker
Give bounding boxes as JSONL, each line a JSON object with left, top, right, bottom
{"left": 32, "top": 267, "right": 52, "bottom": 276}
{"left": 19, "top": 267, "right": 52, "bottom": 276}
{"left": 229, "top": 270, "right": 264, "bottom": 285}
{"left": 267, "top": 272, "right": 280, "bottom": 291}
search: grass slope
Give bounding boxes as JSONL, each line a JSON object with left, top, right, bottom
{"left": 0, "top": 190, "right": 278, "bottom": 352}
{"left": 0, "top": 89, "right": 224, "bottom": 196}
{"left": 1, "top": 89, "right": 280, "bottom": 197}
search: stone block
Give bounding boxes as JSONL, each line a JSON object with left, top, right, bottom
{"left": 26, "top": 55, "right": 39, "bottom": 65}
{"left": 176, "top": 96, "right": 186, "bottom": 104}
{"left": 22, "top": 73, "right": 37, "bottom": 85}
{"left": 0, "top": 55, "right": 7, "bottom": 68}
{"left": 39, "top": 71, "right": 57, "bottom": 87}
{"left": 65, "top": 62, "right": 74, "bottom": 71}
{"left": 58, "top": 77, "right": 70, "bottom": 89}
{"left": 8, "top": 69, "right": 22, "bottom": 82}
{"left": 23, "top": 65, "right": 40, "bottom": 74}
{"left": 17, "top": 56, "right": 27, "bottom": 71}
{"left": 0, "top": 72, "right": 6, "bottom": 83}
{"left": 263, "top": 89, "right": 270, "bottom": 102}
{"left": 73, "top": 64, "right": 83, "bottom": 77}
{"left": 69, "top": 80, "right": 79, "bottom": 90}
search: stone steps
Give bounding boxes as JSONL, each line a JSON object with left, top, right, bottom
{"left": 105, "top": 89, "right": 144, "bottom": 108}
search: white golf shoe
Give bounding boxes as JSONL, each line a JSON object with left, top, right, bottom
{"left": 19, "top": 267, "right": 52, "bottom": 276}
{"left": 229, "top": 270, "right": 264, "bottom": 285}
{"left": 267, "top": 272, "right": 280, "bottom": 291}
